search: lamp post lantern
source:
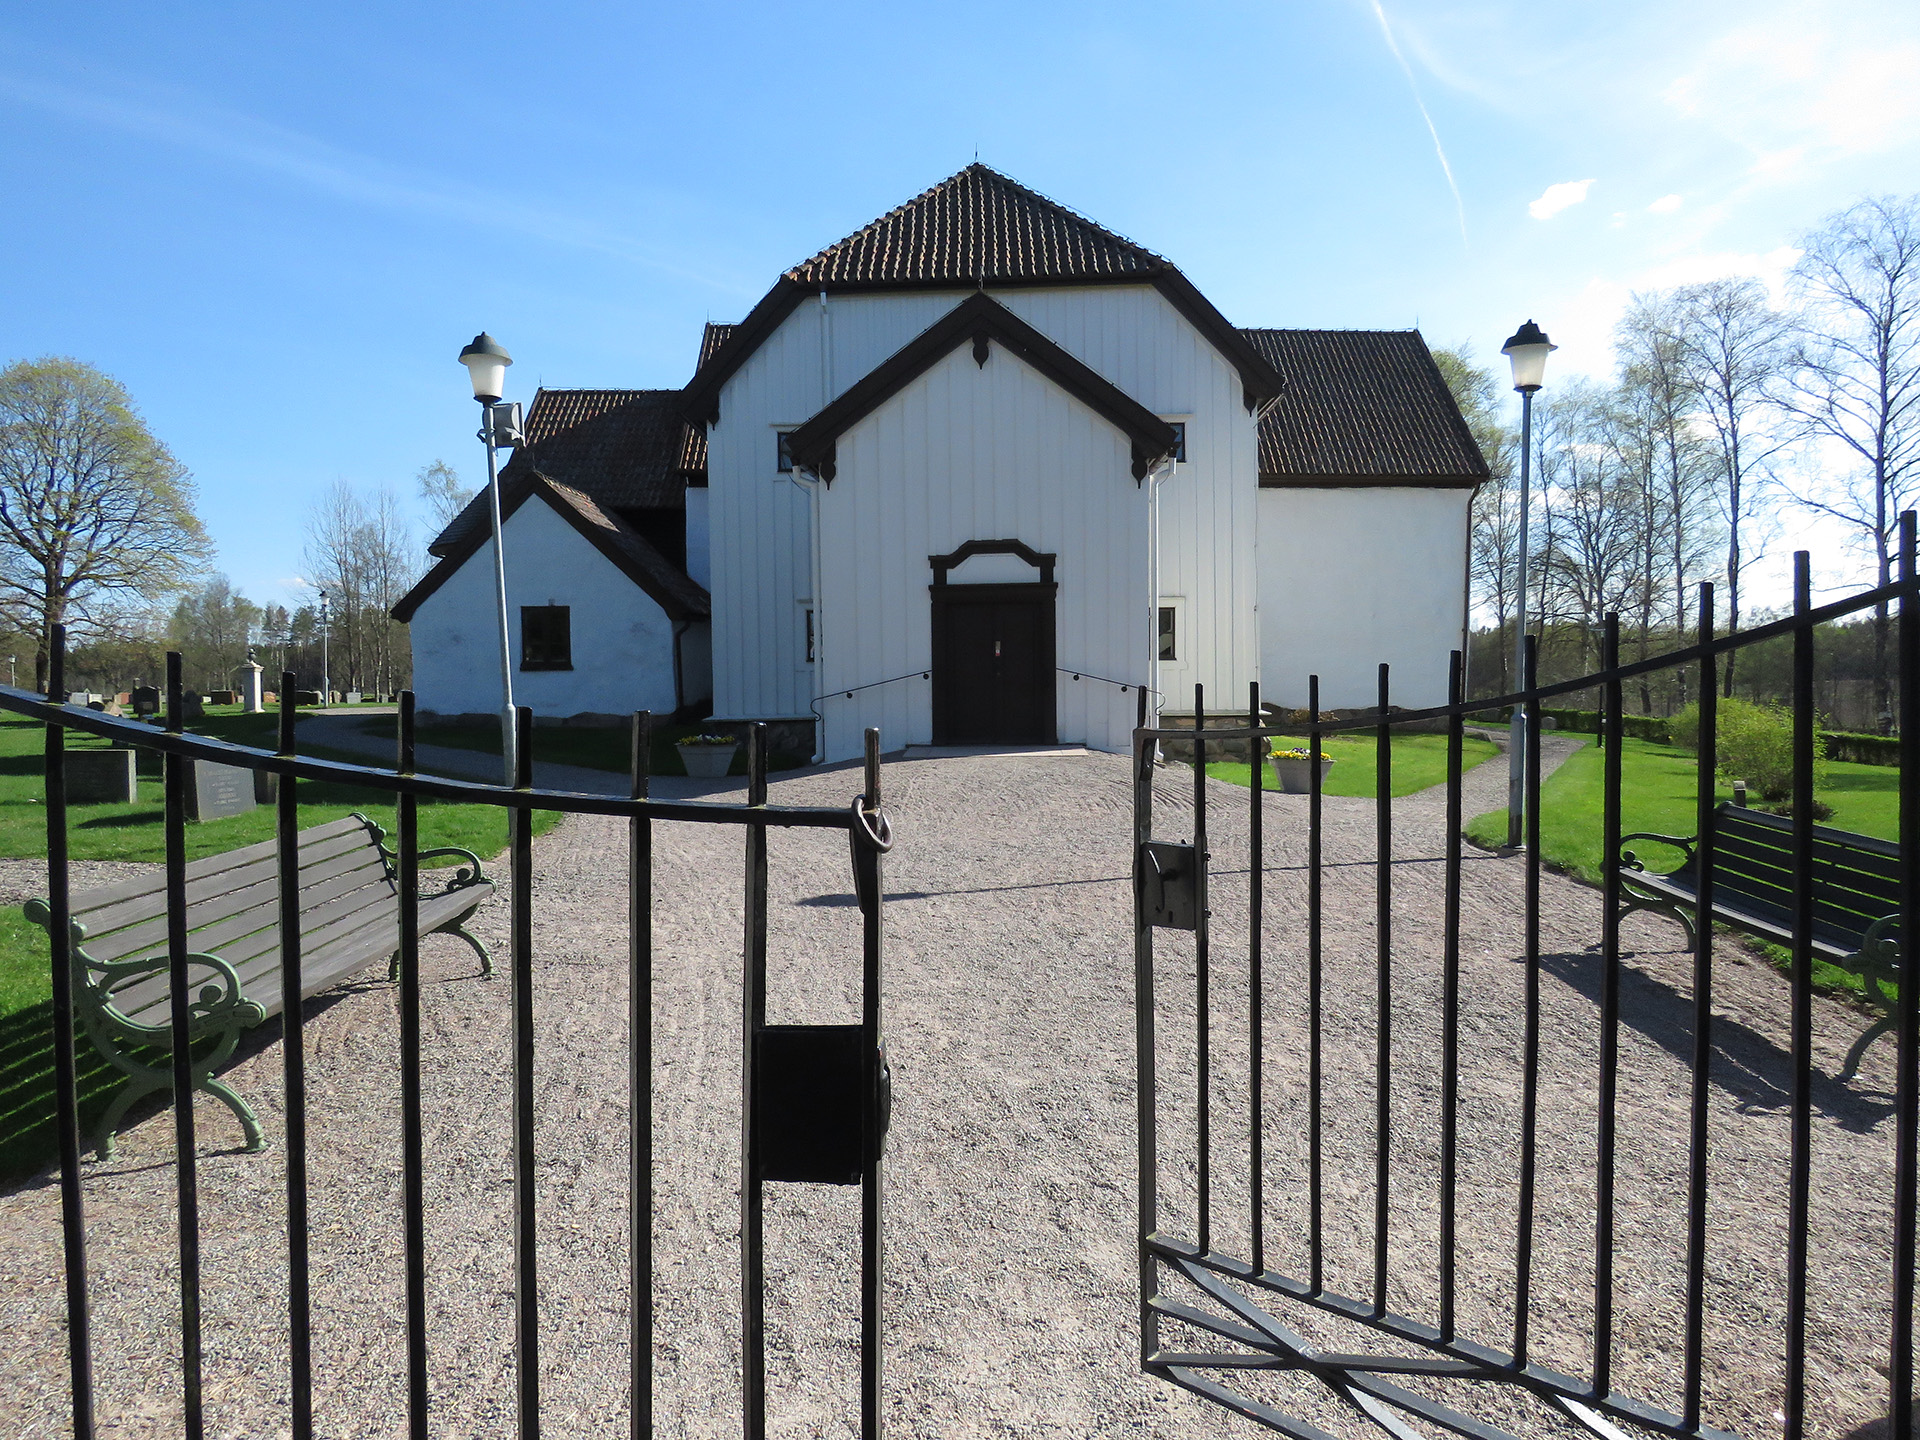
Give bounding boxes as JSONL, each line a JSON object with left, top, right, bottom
{"left": 459, "top": 332, "right": 522, "bottom": 785}
{"left": 1501, "top": 319, "right": 1555, "bottom": 848}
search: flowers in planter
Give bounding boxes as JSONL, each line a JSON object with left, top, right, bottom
{"left": 678, "top": 734, "right": 738, "bottom": 747}
{"left": 1271, "top": 747, "right": 1335, "bottom": 762}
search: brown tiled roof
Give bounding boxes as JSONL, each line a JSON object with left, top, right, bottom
{"left": 396, "top": 469, "right": 709, "bottom": 624}
{"left": 430, "top": 388, "right": 688, "bottom": 555}
{"left": 676, "top": 323, "right": 736, "bottom": 481}
{"left": 1239, "top": 329, "right": 1489, "bottom": 486}
{"left": 682, "top": 166, "right": 1283, "bottom": 424}
{"left": 785, "top": 163, "right": 1169, "bottom": 287}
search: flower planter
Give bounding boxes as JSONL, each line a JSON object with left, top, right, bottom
{"left": 677, "top": 743, "right": 739, "bottom": 779}
{"left": 1270, "top": 755, "right": 1335, "bottom": 795}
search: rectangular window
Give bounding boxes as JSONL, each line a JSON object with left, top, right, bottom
{"left": 776, "top": 430, "right": 794, "bottom": 473}
{"left": 805, "top": 608, "right": 816, "bottom": 663}
{"left": 1167, "top": 421, "right": 1187, "bottom": 464}
{"left": 520, "top": 605, "right": 572, "bottom": 670}
{"left": 1158, "top": 605, "right": 1178, "bottom": 662}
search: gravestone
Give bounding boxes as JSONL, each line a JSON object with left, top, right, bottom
{"left": 185, "top": 760, "right": 257, "bottom": 822}
{"left": 130, "top": 686, "right": 159, "bottom": 717}
{"left": 295, "top": 690, "right": 322, "bottom": 706}
{"left": 114, "top": 692, "right": 131, "bottom": 706}
{"left": 181, "top": 691, "right": 206, "bottom": 720}
{"left": 206, "top": 689, "right": 238, "bottom": 706}
{"left": 253, "top": 768, "right": 278, "bottom": 804}
{"left": 66, "top": 750, "right": 137, "bottom": 804}
{"left": 241, "top": 663, "right": 264, "bottom": 714}
{"left": 344, "top": 691, "right": 362, "bottom": 705}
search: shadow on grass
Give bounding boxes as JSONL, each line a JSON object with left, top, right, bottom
{"left": 76, "top": 811, "right": 163, "bottom": 830}
{"left": 1540, "top": 945, "right": 1896, "bottom": 1134}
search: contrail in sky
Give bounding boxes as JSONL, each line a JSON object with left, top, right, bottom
{"left": 1368, "top": 0, "right": 1469, "bottom": 250}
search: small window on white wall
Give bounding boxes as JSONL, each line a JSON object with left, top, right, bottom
{"left": 1158, "top": 605, "right": 1179, "bottom": 662}
{"left": 805, "top": 608, "right": 815, "bottom": 663}
{"left": 776, "top": 431, "right": 794, "bottom": 473}
{"left": 1167, "top": 422, "right": 1187, "bottom": 464}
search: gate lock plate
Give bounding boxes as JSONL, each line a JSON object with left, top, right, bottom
{"left": 1139, "top": 841, "right": 1201, "bottom": 930}
{"left": 754, "top": 1024, "right": 892, "bottom": 1185}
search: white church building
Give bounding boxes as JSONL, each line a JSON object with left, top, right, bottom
{"left": 395, "top": 165, "right": 1487, "bottom": 763}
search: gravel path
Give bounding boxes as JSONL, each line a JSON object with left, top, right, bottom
{"left": 0, "top": 743, "right": 1904, "bottom": 1439}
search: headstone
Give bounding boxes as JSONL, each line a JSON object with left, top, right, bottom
{"left": 185, "top": 760, "right": 258, "bottom": 822}
{"left": 253, "top": 768, "right": 279, "bottom": 805}
{"left": 181, "top": 691, "right": 206, "bottom": 720}
{"left": 206, "top": 689, "right": 238, "bottom": 706}
{"left": 130, "top": 686, "right": 159, "bottom": 717}
{"left": 241, "top": 663, "right": 265, "bottom": 714}
{"left": 68, "top": 691, "right": 91, "bottom": 706}
{"left": 114, "top": 692, "right": 132, "bottom": 706}
{"left": 295, "top": 690, "right": 322, "bottom": 706}
{"left": 345, "top": 691, "right": 362, "bottom": 705}
{"left": 66, "top": 750, "right": 137, "bottom": 804}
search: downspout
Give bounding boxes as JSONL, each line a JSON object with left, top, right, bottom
{"left": 671, "top": 616, "right": 691, "bottom": 718}
{"left": 1147, "top": 455, "right": 1176, "bottom": 732}
{"left": 784, "top": 289, "right": 832, "bottom": 765}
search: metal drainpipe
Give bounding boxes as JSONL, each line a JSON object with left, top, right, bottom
{"left": 1147, "top": 455, "right": 1175, "bottom": 733}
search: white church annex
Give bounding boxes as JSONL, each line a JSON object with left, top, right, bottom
{"left": 395, "top": 165, "right": 1488, "bottom": 763}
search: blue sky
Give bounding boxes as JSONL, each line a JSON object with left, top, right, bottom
{"left": 2, "top": 1, "right": 1915, "bottom": 610}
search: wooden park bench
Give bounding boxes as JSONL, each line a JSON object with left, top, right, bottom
{"left": 1619, "top": 801, "right": 1901, "bottom": 1081}
{"left": 25, "top": 813, "right": 494, "bottom": 1158}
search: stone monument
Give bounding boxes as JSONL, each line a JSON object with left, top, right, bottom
{"left": 241, "top": 648, "right": 265, "bottom": 714}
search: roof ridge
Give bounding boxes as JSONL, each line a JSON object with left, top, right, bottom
{"left": 784, "top": 162, "right": 1170, "bottom": 285}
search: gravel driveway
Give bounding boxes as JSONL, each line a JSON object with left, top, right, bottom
{"left": 0, "top": 742, "right": 1903, "bottom": 1439}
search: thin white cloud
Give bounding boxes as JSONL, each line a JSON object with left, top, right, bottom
{"left": 0, "top": 67, "right": 752, "bottom": 296}
{"left": 1648, "top": 193, "right": 1684, "bottom": 214}
{"left": 1366, "top": 0, "right": 1469, "bottom": 250}
{"left": 1529, "top": 179, "right": 1596, "bottom": 220}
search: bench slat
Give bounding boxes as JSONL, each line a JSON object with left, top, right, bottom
{"left": 83, "top": 847, "right": 392, "bottom": 963}
{"left": 77, "top": 825, "right": 380, "bottom": 937}
{"left": 66, "top": 816, "right": 372, "bottom": 917}
{"left": 1712, "top": 827, "right": 1902, "bottom": 901}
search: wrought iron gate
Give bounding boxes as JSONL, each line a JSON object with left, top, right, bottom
{"left": 1134, "top": 526, "right": 1919, "bottom": 1439}
{"left": 18, "top": 632, "right": 891, "bottom": 1439}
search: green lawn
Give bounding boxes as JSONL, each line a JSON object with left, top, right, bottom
{"left": 1464, "top": 736, "right": 1901, "bottom": 1004}
{"left": 388, "top": 717, "right": 809, "bottom": 777}
{"left": 0, "top": 709, "right": 557, "bottom": 1179}
{"left": 1205, "top": 731, "right": 1500, "bottom": 800}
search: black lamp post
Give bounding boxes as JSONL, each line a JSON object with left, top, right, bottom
{"left": 458, "top": 332, "right": 522, "bottom": 784}
{"left": 1501, "top": 319, "right": 1556, "bottom": 848}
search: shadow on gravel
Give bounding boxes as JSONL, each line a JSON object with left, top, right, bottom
{"left": 1538, "top": 947, "right": 1895, "bottom": 1133}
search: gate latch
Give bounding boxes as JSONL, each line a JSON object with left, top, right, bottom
{"left": 1139, "top": 841, "right": 1200, "bottom": 930}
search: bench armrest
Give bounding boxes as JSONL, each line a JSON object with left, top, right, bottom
{"left": 1618, "top": 831, "right": 1696, "bottom": 873}
{"left": 412, "top": 846, "right": 490, "bottom": 893}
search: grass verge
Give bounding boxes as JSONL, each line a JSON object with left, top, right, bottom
{"left": 1205, "top": 731, "right": 1500, "bottom": 800}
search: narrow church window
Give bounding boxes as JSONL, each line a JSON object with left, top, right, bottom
{"left": 804, "top": 608, "right": 816, "bottom": 663}
{"left": 521, "top": 605, "right": 572, "bottom": 670}
{"left": 776, "top": 431, "right": 794, "bottom": 473}
{"left": 1167, "top": 422, "right": 1187, "bottom": 463}
{"left": 1158, "top": 606, "right": 1178, "bottom": 661}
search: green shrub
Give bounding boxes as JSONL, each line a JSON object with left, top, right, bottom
{"left": 1671, "top": 697, "right": 1828, "bottom": 800}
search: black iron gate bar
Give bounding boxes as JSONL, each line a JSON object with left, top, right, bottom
{"left": 1131, "top": 518, "right": 1920, "bottom": 1440}
{"left": 16, "top": 636, "right": 892, "bottom": 1440}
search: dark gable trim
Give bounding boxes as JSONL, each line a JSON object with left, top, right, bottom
{"left": 785, "top": 292, "right": 1179, "bottom": 483}
{"left": 1259, "top": 473, "right": 1485, "bottom": 490}
{"left": 929, "top": 538, "right": 1057, "bottom": 586}
{"left": 1150, "top": 271, "right": 1284, "bottom": 413}
{"left": 681, "top": 272, "right": 1285, "bottom": 429}
{"left": 392, "top": 471, "right": 709, "bottom": 624}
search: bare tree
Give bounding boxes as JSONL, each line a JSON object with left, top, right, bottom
{"left": 1671, "top": 279, "right": 1790, "bottom": 695}
{"left": 417, "top": 460, "right": 473, "bottom": 541}
{"left": 0, "top": 357, "right": 211, "bottom": 685}
{"left": 1435, "top": 346, "right": 1518, "bottom": 688}
{"left": 305, "top": 482, "right": 415, "bottom": 697}
{"left": 171, "top": 575, "right": 262, "bottom": 692}
{"left": 1781, "top": 194, "right": 1920, "bottom": 731}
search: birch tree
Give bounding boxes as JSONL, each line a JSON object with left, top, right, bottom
{"left": 1782, "top": 194, "right": 1920, "bottom": 731}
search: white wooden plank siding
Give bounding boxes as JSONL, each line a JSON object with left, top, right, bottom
{"left": 813, "top": 342, "right": 1149, "bottom": 762}
{"left": 707, "top": 284, "right": 1262, "bottom": 738}
{"left": 1257, "top": 487, "right": 1469, "bottom": 709}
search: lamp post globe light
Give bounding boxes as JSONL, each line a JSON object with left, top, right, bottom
{"left": 459, "top": 332, "right": 520, "bottom": 785}
{"left": 1500, "top": 319, "right": 1555, "bottom": 849}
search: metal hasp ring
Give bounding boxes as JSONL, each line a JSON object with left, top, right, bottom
{"left": 849, "top": 796, "right": 894, "bottom": 853}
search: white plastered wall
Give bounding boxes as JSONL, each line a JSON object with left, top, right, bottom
{"left": 407, "top": 496, "right": 688, "bottom": 719}
{"left": 1257, "top": 486, "right": 1471, "bottom": 709}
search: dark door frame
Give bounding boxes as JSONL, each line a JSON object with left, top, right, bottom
{"left": 928, "top": 540, "right": 1058, "bottom": 746}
